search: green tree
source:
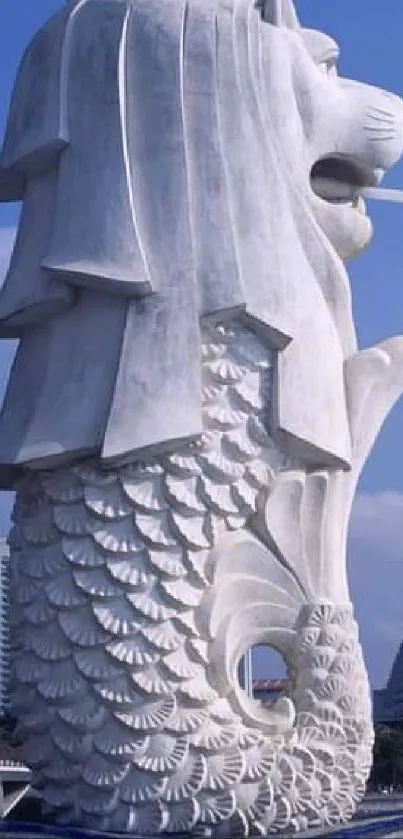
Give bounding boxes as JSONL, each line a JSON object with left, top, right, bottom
{"left": 370, "top": 724, "right": 403, "bottom": 788}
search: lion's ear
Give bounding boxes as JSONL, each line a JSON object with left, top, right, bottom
{"left": 262, "top": 0, "right": 299, "bottom": 28}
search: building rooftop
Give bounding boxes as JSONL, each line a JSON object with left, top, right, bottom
{"left": 253, "top": 678, "right": 290, "bottom": 693}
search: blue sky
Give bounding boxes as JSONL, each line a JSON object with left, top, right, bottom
{"left": 1, "top": 0, "right": 403, "bottom": 689}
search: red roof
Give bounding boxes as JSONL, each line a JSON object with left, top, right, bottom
{"left": 0, "top": 744, "right": 24, "bottom": 763}
{"left": 252, "top": 679, "right": 290, "bottom": 692}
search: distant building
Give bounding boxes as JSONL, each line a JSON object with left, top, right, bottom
{"left": 239, "top": 650, "right": 254, "bottom": 698}
{"left": 0, "top": 539, "right": 10, "bottom": 716}
{"left": 373, "top": 641, "right": 403, "bottom": 725}
{"left": 373, "top": 688, "right": 388, "bottom": 723}
{"left": 253, "top": 678, "right": 290, "bottom": 702}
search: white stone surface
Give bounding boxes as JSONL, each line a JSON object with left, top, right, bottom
{"left": 1, "top": 0, "right": 403, "bottom": 475}
{"left": 2, "top": 0, "right": 403, "bottom": 835}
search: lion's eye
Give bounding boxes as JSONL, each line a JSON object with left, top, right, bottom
{"left": 318, "top": 59, "right": 338, "bottom": 78}
{"left": 302, "top": 30, "right": 340, "bottom": 77}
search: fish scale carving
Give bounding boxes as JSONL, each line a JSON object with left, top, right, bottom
{"left": 4, "top": 0, "right": 403, "bottom": 830}
{"left": 8, "top": 323, "right": 373, "bottom": 835}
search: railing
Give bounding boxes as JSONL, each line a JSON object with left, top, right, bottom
{"left": 0, "top": 746, "right": 25, "bottom": 767}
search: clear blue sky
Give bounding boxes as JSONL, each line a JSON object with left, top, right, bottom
{"left": 1, "top": 1, "right": 403, "bottom": 688}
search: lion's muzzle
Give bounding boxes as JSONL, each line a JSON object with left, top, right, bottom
{"left": 338, "top": 80, "right": 403, "bottom": 175}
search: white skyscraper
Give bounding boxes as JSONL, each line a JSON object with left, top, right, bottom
{"left": 0, "top": 539, "right": 10, "bottom": 716}
{"left": 238, "top": 649, "right": 253, "bottom": 698}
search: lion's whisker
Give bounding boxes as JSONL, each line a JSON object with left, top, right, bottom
{"left": 367, "top": 114, "right": 395, "bottom": 123}
{"left": 365, "top": 118, "right": 396, "bottom": 126}
{"left": 367, "top": 134, "right": 397, "bottom": 143}
{"left": 368, "top": 104, "right": 398, "bottom": 117}
{"left": 365, "top": 129, "right": 397, "bottom": 136}
{"left": 365, "top": 121, "right": 396, "bottom": 130}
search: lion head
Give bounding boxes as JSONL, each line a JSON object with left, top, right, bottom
{"left": 0, "top": 0, "right": 401, "bottom": 487}
{"left": 262, "top": 0, "right": 403, "bottom": 262}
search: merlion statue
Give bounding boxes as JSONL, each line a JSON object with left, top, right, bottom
{"left": 1, "top": 0, "right": 403, "bottom": 833}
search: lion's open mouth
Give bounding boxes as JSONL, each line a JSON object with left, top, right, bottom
{"left": 310, "top": 155, "right": 378, "bottom": 205}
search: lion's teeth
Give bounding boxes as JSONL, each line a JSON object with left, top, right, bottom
{"left": 354, "top": 197, "right": 366, "bottom": 215}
